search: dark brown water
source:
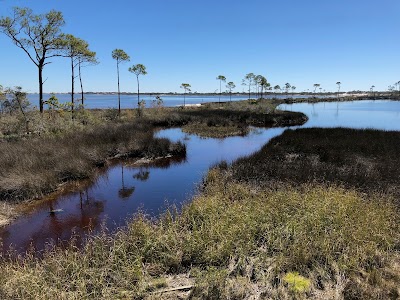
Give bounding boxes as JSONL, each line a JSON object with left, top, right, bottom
{"left": 0, "top": 127, "right": 285, "bottom": 254}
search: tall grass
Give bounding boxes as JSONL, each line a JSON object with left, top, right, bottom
{"left": 0, "top": 169, "right": 398, "bottom": 299}
{"left": 0, "top": 121, "right": 185, "bottom": 201}
{"left": 229, "top": 127, "right": 400, "bottom": 198}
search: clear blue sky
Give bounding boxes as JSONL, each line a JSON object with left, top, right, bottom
{"left": 0, "top": 0, "right": 399, "bottom": 93}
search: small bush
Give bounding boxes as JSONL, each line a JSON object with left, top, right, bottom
{"left": 283, "top": 272, "right": 311, "bottom": 293}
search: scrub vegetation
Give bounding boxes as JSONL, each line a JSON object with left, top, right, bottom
{"left": 148, "top": 99, "right": 307, "bottom": 138}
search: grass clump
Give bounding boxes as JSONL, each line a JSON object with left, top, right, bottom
{"left": 0, "top": 169, "right": 398, "bottom": 299}
{"left": 144, "top": 98, "right": 307, "bottom": 138}
{"left": 182, "top": 123, "right": 249, "bottom": 138}
{"left": 283, "top": 272, "right": 311, "bottom": 294}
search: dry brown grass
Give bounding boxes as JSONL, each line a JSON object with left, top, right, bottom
{"left": 228, "top": 127, "right": 400, "bottom": 199}
{"left": 182, "top": 123, "right": 249, "bottom": 138}
{"left": 0, "top": 202, "right": 16, "bottom": 227}
{"left": 0, "top": 121, "right": 185, "bottom": 202}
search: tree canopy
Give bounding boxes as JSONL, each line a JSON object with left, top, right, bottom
{"left": 0, "top": 7, "right": 65, "bottom": 112}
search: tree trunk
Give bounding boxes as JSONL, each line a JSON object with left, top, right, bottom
{"left": 79, "top": 60, "right": 84, "bottom": 106}
{"left": 137, "top": 75, "right": 140, "bottom": 117}
{"left": 39, "top": 65, "right": 44, "bottom": 113}
{"left": 137, "top": 75, "right": 140, "bottom": 107}
{"left": 71, "top": 57, "right": 75, "bottom": 119}
{"left": 117, "top": 60, "right": 121, "bottom": 115}
{"left": 219, "top": 80, "right": 221, "bottom": 104}
{"left": 248, "top": 84, "right": 251, "bottom": 100}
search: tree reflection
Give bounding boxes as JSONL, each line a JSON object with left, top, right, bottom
{"left": 133, "top": 167, "right": 150, "bottom": 181}
{"left": 335, "top": 102, "right": 340, "bottom": 118}
{"left": 311, "top": 103, "right": 318, "bottom": 117}
{"left": 9, "top": 189, "right": 106, "bottom": 253}
{"left": 118, "top": 165, "right": 135, "bottom": 199}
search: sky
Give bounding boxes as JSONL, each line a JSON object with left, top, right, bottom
{"left": 0, "top": 0, "right": 399, "bottom": 93}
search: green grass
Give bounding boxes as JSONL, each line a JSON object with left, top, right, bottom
{"left": 283, "top": 272, "right": 311, "bottom": 294}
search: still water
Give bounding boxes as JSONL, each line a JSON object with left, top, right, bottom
{"left": 0, "top": 127, "right": 286, "bottom": 253}
{"left": 27, "top": 93, "right": 328, "bottom": 109}
{"left": 278, "top": 100, "right": 400, "bottom": 130}
{"left": 1, "top": 100, "right": 400, "bottom": 253}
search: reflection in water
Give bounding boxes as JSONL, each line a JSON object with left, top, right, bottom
{"left": 335, "top": 102, "right": 339, "bottom": 118}
{"left": 133, "top": 167, "right": 150, "bottom": 182}
{"left": 311, "top": 103, "right": 318, "bottom": 118}
{"left": 118, "top": 165, "right": 135, "bottom": 199}
{"left": 2, "top": 188, "right": 105, "bottom": 254}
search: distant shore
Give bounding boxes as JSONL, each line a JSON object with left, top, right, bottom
{"left": 26, "top": 91, "right": 400, "bottom": 98}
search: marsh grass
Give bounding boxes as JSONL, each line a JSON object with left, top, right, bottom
{"left": 0, "top": 169, "right": 398, "bottom": 299}
{"left": 143, "top": 99, "right": 307, "bottom": 137}
{"left": 229, "top": 127, "right": 400, "bottom": 198}
{"left": 0, "top": 202, "right": 16, "bottom": 226}
{"left": 182, "top": 123, "right": 249, "bottom": 138}
{"left": 1, "top": 105, "right": 398, "bottom": 299}
{"left": 0, "top": 121, "right": 185, "bottom": 202}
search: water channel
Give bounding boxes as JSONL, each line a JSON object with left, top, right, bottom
{"left": 1, "top": 99, "right": 400, "bottom": 253}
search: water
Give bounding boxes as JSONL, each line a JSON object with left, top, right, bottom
{"left": 0, "top": 127, "right": 286, "bottom": 253}
{"left": 278, "top": 100, "right": 400, "bottom": 130}
{"left": 1, "top": 99, "right": 399, "bottom": 253}
{"left": 27, "top": 93, "right": 328, "bottom": 109}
